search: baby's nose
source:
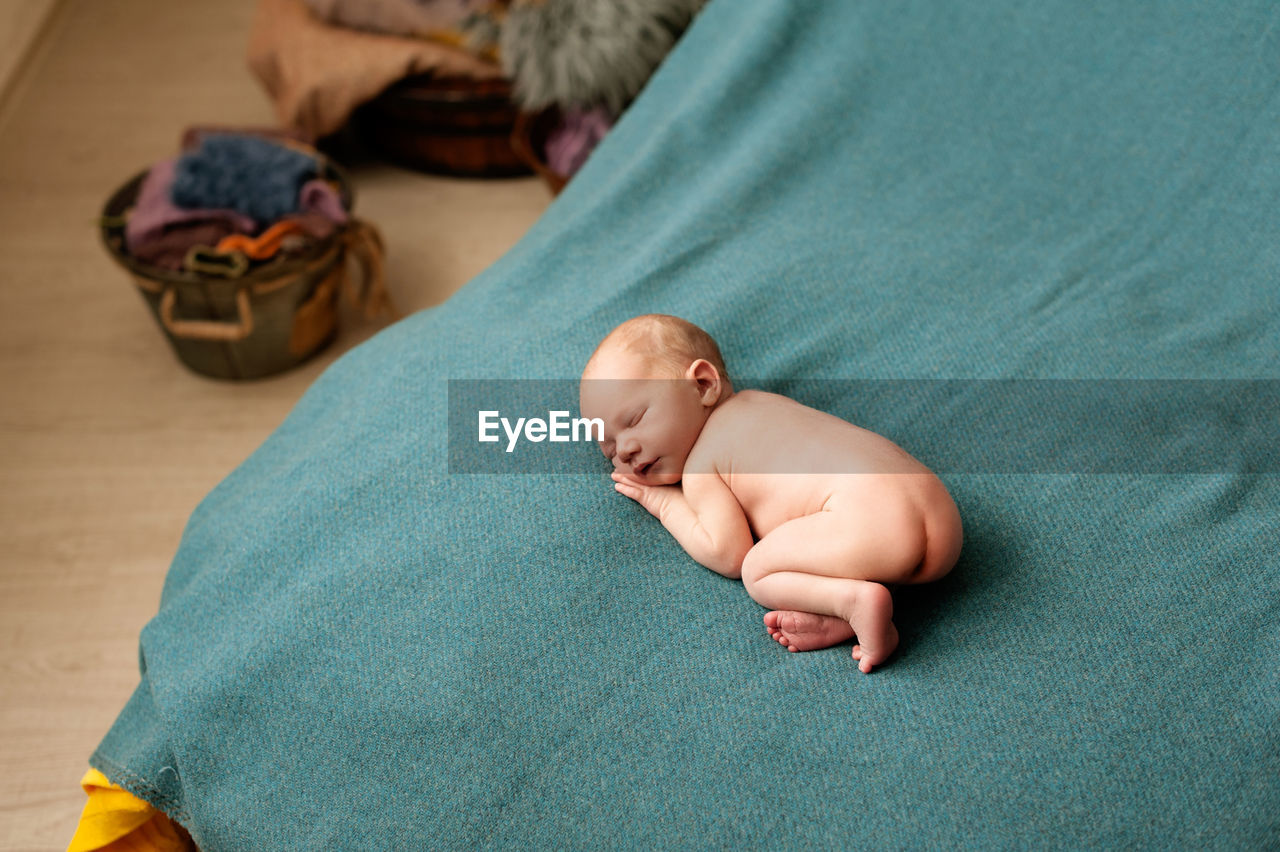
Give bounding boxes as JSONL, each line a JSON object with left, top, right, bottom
{"left": 616, "top": 439, "right": 639, "bottom": 464}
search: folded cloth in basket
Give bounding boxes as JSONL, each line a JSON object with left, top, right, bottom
{"left": 171, "top": 135, "right": 321, "bottom": 225}
{"left": 124, "top": 158, "right": 257, "bottom": 270}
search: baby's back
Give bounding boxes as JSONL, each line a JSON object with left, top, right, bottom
{"left": 693, "top": 390, "right": 952, "bottom": 541}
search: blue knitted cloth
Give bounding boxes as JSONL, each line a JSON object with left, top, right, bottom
{"left": 93, "top": 0, "right": 1279, "bottom": 847}
{"left": 170, "top": 135, "right": 319, "bottom": 224}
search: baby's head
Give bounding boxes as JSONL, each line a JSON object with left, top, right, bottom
{"left": 579, "top": 314, "right": 733, "bottom": 484}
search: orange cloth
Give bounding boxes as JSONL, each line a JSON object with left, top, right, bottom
{"left": 68, "top": 769, "right": 194, "bottom": 852}
{"left": 215, "top": 219, "right": 309, "bottom": 260}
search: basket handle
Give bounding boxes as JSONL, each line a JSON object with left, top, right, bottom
{"left": 159, "top": 286, "right": 254, "bottom": 341}
{"left": 341, "top": 221, "right": 400, "bottom": 322}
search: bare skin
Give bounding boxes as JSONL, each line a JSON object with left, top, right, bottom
{"left": 765, "top": 610, "right": 855, "bottom": 651}
{"left": 581, "top": 321, "right": 962, "bottom": 673}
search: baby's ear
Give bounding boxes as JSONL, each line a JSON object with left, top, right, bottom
{"left": 687, "top": 359, "right": 723, "bottom": 405}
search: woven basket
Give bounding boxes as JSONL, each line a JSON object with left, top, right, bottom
{"left": 100, "top": 160, "right": 394, "bottom": 381}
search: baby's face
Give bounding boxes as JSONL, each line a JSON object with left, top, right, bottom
{"left": 579, "top": 348, "right": 712, "bottom": 485}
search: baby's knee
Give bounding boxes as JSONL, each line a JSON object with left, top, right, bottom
{"left": 739, "top": 546, "right": 767, "bottom": 591}
{"left": 742, "top": 544, "right": 757, "bottom": 591}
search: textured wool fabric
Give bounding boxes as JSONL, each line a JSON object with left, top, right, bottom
{"left": 171, "top": 136, "right": 319, "bottom": 224}
{"left": 500, "top": 0, "right": 708, "bottom": 112}
{"left": 93, "top": 0, "right": 1279, "bottom": 847}
{"left": 125, "top": 158, "right": 258, "bottom": 266}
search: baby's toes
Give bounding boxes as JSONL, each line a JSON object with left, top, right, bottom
{"left": 852, "top": 644, "right": 886, "bottom": 673}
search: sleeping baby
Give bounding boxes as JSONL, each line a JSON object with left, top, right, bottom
{"left": 579, "top": 314, "right": 962, "bottom": 672}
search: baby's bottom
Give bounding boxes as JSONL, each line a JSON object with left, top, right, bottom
{"left": 740, "top": 496, "right": 958, "bottom": 673}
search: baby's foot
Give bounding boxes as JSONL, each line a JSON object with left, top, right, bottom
{"left": 848, "top": 582, "right": 898, "bottom": 674}
{"left": 764, "top": 610, "right": 855, "bottom": 652}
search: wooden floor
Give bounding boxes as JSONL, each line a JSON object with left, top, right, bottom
{"left": 0, "top": 1, "right": 549, "bottom": 846}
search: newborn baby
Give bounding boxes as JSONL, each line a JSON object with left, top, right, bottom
{"left": 579, "top": 314, "right": 962, "bottom": 673}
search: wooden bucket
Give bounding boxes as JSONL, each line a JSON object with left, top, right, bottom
{"left": 355, "top": 75, "right": 532, "bottom": 177}
{"left": 100, "top": 162, "right": 394, "bottom": 381}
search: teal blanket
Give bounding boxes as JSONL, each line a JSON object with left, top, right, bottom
{"left": 94, "top": 0, "right": 1279, "bottom": 847}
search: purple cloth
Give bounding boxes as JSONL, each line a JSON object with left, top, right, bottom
{"left": 125, "top": 158, "right": 258, "bottom": 256}
{"left": 130, "top": 222, "right": 243, "bottom": 271}
{"left": 281, "top": 212, "right": 340, "bottom": 242}
{"left": 545, "top": 107, "right": 614, "bottom": 178}
{"left": 299, "top": 180, "right": 349, "bottom": 226}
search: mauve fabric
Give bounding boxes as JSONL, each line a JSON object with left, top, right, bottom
{"left": 297, "top": 180, "right": 348, "bottom": 226}
{"left": 93, "top": 0, "right": 1279, "bottom": 848}
{"left": 124, "top": 158, "right": 257, "bottom": 259}
{"left": 545, "top": 107, "right": 614, "bottom": 178}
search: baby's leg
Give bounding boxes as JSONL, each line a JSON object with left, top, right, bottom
{"left": 750, "top": 572, "right": 896, "bottom": 673}
{"left": 741, "top": 508, "right": 917, "bottom": 672}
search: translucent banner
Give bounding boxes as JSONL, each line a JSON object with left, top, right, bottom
{"left": 447, "top": 379, "right": 1280, "bottom": 474}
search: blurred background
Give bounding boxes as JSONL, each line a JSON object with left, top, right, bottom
{"left": 0, "top": 0, "right": 706, "bottom": 843}
{"left": 2, "top": 0, "right": 706, "bottom": 841}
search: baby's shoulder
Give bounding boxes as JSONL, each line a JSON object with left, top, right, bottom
{"left": 695, "top": 390, "right": 789, "bottom": 459}
{"left": 703, "top": 391, "right": 753, "bottom": 431}
{"left": 685, "top": 393, "right": 762, "bottom": 473}
{"left": 709, "top": 389, "right": 801, "bottom": 425}
{"left": 715, "top": 388, "right": 788, "bottom": 414}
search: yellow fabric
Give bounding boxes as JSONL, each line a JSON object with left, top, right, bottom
{"left": 68, "top": 769, "right": 194, "bottom": 852}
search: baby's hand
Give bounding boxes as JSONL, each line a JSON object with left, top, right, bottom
{"left": 611, "top": 471, "right": 678, "bottom": 521}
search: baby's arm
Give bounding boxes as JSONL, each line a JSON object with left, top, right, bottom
{"left": 611, "top": 471, "right": 752, "bottom": 579}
